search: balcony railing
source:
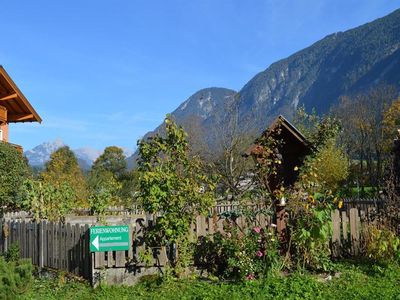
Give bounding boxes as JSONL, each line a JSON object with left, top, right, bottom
{"left": 0, "top": 105, "right": 6, "bottom": 123}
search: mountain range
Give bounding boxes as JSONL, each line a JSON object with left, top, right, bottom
{"left": 24, "top": 139, "right": 133, "bottom": 171}
{"left": 128, "top": 8, "right": 400, "bottom": 167}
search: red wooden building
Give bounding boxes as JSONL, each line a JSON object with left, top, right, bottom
{"left": 0, "top": 66, "right": 41, "bottom": 152}
{"left": 245, "top": 115, "right": 310, "bottom": 190}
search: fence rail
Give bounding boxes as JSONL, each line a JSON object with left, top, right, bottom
{"left": 341, "top": 197, "right": 385, "bottom": 212}
{"left": 1, "top": 203, "right": 263, "bottom": 220}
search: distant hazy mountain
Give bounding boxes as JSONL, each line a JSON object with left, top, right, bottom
{"left": 74, "top": 148, "right": 103, "bottom": 166}
{"left": 24, "top": 139, "right": 66, "bottom": 167}
{"left": 25, "top": 140, "right": 133, "bottom": 171}
{"left": 127, "top": 8, "right": 400, "bottom": 168}
{"left": 120, "top": 147, "right": 134, "bottom": 158}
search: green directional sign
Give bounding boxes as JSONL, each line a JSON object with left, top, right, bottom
{"left": 90, "top": 225, "right": 130, "bottom": 252}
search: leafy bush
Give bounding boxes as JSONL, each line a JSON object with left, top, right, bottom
{"left": 195, "top": 222, "right": 281, "bottom": 280}
{"left": 0, "top": 142, "right": 31, "bottom": 209}
{"left": 289, "top": 205, "right": 333, "bottom": 271}
{"left": 363, "top": 224, "right": 400, "bottom": 263}
{"left": 137, "top": 248, "right": 154, "bottom": 267}
{"left": 137, "top": 116, "right": 216, "bottom": 270}
{"left": 0, "top": 257, "right": 33, "bottom": 299}
{"left": 308, "top": 140, "right": 349, "bottom": 193}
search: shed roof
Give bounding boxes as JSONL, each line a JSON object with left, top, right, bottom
{"left": 0, "top": 66, "right": 42, "bottom": 123}
{"left": 244, "top": 115, "right": 308, "bottom": 156}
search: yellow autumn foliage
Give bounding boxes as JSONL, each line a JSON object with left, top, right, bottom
{"left": 383, "top": 97, "right": 400, "bottom": 152}
{"left": 41, "top": 146, "right": 89, "bottom": 207}
{"left": 311, "top": 139, "right": 349, "bottom": 193}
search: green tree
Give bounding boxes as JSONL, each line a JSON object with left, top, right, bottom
{"left": 293, "top": 105, "right": 340, "bottom": 150}
{"left": 118, "top": 169, "right": 140, "bottom": 205}
{"left": 88, "top": 146, "right": 132, "bottom": 212}
{"left": 0, "top": 143, "right": 31, "bottom": 210}
{"left": 334, "top": 86, "right": 398, "bottom": 190}
{"left": 41, "top": 146, "right": 88, "bottom": 207}
{"left": 137, "top": 115, "right": 216, "bottom": 269}
{"left": 87, "top": 170, "right": 122, "bottom": 216}
{"left": 91, "top": 146, "right": 127, "bottom": 180}
{"left": 382, "top": 97, "right": 400, "bottom": 152}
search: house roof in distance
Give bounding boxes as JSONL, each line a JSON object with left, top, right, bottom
{"left": 0, "top": 66, "right": 42, "bottom": 123}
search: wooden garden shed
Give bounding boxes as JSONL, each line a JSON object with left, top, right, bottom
{"left": 245, "top": 115, "right": 310, "bottom": 190}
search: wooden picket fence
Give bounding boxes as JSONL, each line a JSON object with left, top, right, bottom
{"left": 0, "top": 220, "right": 92, "bottom": 278}
{"left": 0, "top": 206, "right": 379, "bottom": 282}
{"left": 0, "top": 206, "right": 271, "bottom": 281}
{"left": 331, "top": 208, "right": 360, "bottom": 257}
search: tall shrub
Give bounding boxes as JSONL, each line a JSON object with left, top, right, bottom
{"left": 137, "top": 115, "right": 216, "bottom": 270}
{"left": 0, "top": 142, "right": 31, "bottom": 209}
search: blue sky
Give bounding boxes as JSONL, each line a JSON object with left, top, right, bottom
{"left": 1, "top": 1, "right": 398, "bottom": 151}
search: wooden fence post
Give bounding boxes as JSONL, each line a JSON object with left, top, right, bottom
{"left": 66, "top": 223, "right": 72, "bottom": 272}
{"left": 43, "top": 221, "right": 48, "bottom": 268}
{"left": 350, "top": 208, "right": 360, "bottom": 256}
{"left": 20, "top": 220, "right": 25, "bottom": 258}
{"left": 341, "top": 211, "right": 348, "bottom": 242}
{"left": 128, "top": 222, "right": 134, "bottom": 261}
{"left": 331, "top": 210, "right": 341, "bottom": 257}
{"left": 0, "top": 220, "right": 7, "bottom": 253}
{"left": 38, "top": 220, "right": 44, "bottom": 269}
{"left": 84, "top": 224, "right": 90, "bottom": 279}
{"left": 91, "top": 252, "right": 96, "bottom": 287}
{"left": 276, "top": 205, "right": 288, "bottom": 245}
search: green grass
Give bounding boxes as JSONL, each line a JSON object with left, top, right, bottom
{"left": 20, "top": 261, "right": 400, "bottom": 300}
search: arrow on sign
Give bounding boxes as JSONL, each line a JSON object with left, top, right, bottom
{"left": 92, "top": 235, "right": 99, "bottom": 250}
